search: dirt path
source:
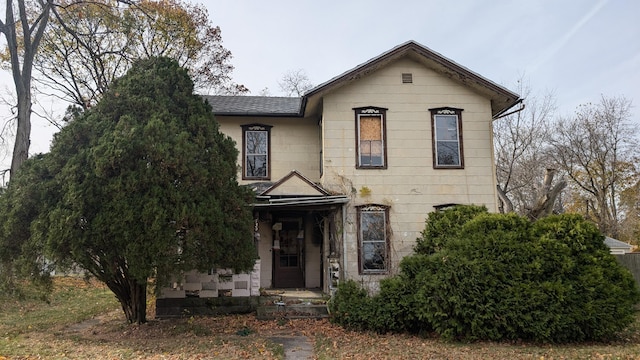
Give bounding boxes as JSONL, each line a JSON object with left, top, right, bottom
{"left": 269, "top": 335, "right": 314, "bottom": 359}
{"left": 63, "top": 309, "right": 122, "bottom": 334}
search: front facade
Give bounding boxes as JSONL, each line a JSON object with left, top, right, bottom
{"left": 158, "top": 40, "right": 520, "bottom": 299}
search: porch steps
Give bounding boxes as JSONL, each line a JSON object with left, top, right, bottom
{"left": 256, "top": 289, "right": 329, "bottom": 320}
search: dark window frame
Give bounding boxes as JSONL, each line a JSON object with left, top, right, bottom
{"left": 354, "top": 107, "right": 388, "bottom": 169}
{"left": 356, "top": 204, "right": 390, "bottom": 275}
{"left": 429, "top": 107, "right": 464, "bottom": 169}
{"left": 241, "top": 123, "right": 272, "bottom": 180}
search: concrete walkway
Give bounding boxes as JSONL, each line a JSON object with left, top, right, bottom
{"left": 270, "top": 335, "right": 314, "bottom": 360}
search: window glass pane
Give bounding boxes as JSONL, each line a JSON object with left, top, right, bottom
{"left": 437, "top": 141, "right": 460, "bottom": 166}
{"left": 362, "top": 212, "right": 385, "bottom": 240}
{"left": 246, "top": 131, "right": 267, "bottom": 154}
{"left": 246, "top": 155, "right": 267, "bottom": 177}
{"left": 360, "top": 140, "right": 383, "bottom": 166}
{"left": 359, "top": 209, "right": 388, "bottom": 273}
{"left": 245, "top": 129, "right": 268, "bottom": 177}
{"left": 435, "top": 115, "right": 458, "bottom": 141}
{"left": 363, "top": 242, "right": 386, "bottom": 270}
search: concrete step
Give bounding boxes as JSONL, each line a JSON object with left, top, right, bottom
{"left": 256, "top": 302, "right": 329, "bottom": 320}
{"left": 257, "top": 290, "right": 329, "bottom": 319}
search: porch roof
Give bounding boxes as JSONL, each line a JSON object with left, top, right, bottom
{"left": 252, "top": 195, "right": 349, "bottom": 209}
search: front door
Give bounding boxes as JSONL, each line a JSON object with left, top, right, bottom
{"left": 273, "top": 218, "right": 304, "bottom": 288}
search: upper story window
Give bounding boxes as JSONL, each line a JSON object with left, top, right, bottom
{"left": 357, "top": 204, "right": 390, "bottom": 274}
{"left": 242, "top": 124, "right": 271, "bottom": 180}
{"left": 430, "top": 107, "right": 464, "bottom": 169}
{"left": 355, "top": 107, "right": 387, "bottom": 169}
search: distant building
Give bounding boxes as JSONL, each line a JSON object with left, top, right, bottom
{"left": 604, "top": 237, "right": 634, "bottom": 255}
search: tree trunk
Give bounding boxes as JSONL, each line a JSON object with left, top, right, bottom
{"left": 527, "top": 169, "right": 566, "bottom": 220}
{"left": 1, "top": 0, "right": 52, "bottom": 176}
{"left": 496, "top": 185, "right": 514, "bottom": 213}
{"left": 11, "top": 90, "right": 31, "bottom": 176}
{"left": 107, "top": 277, "right": 148, "bottom": 324}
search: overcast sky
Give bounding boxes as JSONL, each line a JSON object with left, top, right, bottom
{"left": 209, "top": 0, "right": 638, "bottom": 113}
{"left": 1, "top": 0, "right": 639, "bottom": 171}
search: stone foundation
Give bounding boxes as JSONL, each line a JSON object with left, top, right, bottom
{"left": 158, "top": 260, "right": 261, "bottom": 299}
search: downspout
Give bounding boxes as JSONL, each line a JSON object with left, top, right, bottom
{"left": 342, "top": 204, "right": 348, "bottom": 282}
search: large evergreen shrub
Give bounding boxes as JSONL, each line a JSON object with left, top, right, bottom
{"left": 327, "top": 280, "right": 372, "bottom": 331}
{"left": 329, "top": 206, "right": 640, "bottom": 343}
{"left": 414, "top": 204, "right": 487, "bottom": 255}
{"left": 533, "top": 215, "right": 640, "bottom": 341}
{"left": 415, "top": 212, "right": 639, "bottom": 342}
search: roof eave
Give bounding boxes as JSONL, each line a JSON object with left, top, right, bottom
{"left": 302, "top": 40, "right": 520, "bottom": 117}
{"left": 213, "top": 112, "right": 302, "bottom": 117}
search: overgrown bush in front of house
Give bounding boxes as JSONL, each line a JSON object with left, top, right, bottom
{"left": 371, "top": 274, "right": 428, "bottom": 334}
{"left": 329, "top": 206, "right": 640, "bottom": 343}
{"left": 415, "top": 212, "right": 639, "bottom": 342}
{"left": 413, "top": 212, "right": 557, "bottom": 341}
{"left": 533, "top": 214, "right": 640, "bottom": 341}
{"left": 414, "top": 204, "right": 487, "bottom": 255}
{"left": 327, "top": 279, "right": 372, "bottom": 331}
{"left": 329, "top": 257, "right": 431, "bottom": 334}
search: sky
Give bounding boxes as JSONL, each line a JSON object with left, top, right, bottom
{"left": 1, "top": 0, "right": 639, "bottom": 174}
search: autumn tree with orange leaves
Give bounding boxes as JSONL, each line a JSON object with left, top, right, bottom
{"left": 34, "top": 0, "right": 247, "bottom": 112}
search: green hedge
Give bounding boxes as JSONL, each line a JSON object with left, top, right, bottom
{"left": 329, "top": 207, "right": 640, "bottom": 342}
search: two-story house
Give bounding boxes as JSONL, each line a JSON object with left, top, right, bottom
{"left": 158, "top": 40, "right": 520, "bottom": 301}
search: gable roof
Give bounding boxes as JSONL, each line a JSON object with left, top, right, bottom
{"left": 203, "top": 95, "right": 303, "bottom": 116}
{"left": 203, "top": 40, "right": 520, "bottom": 119}
{"left": 258, "top": 170, "right": 329, "bottom": 197}
{"left": 253, "top": 170, "right": 349, "bottom": 209}
{"left": 604, "top": 237, "right": 634, "bottom": 250}
{"left": 303, "top": 40, "right": 520, "bottom": 118}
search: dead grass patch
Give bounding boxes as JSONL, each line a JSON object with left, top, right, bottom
{"left": 2, "top": 277, "right": 640, "bottom": 359}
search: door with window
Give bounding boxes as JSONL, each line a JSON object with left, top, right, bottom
{"left": 273, "top": 219, "right": 305, "bottom": 288}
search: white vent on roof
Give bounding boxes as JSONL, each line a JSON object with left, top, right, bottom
{"left": 402, "top": 73, "right": 413, "bottom": 83}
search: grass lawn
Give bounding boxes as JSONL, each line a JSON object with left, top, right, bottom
{"left": 2, "top": 277, "right": 640, "bottom": 359}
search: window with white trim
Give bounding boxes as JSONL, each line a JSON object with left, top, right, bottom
{"left": 357, "top": 204, "right": 389, "bottom": 274}
{"left": 430, "top": 107, "right": 464, "bottom": 168}
{"left": 355, "top": 107, "right": 387, "bottom": 169}
{"left": 242, "top": 124, "right": 271, "bottom": 179}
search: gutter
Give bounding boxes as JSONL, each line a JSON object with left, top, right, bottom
{"left": 492, "top": 98, "right": 525, "bottom": 120}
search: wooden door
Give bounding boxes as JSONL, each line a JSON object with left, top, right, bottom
{"left": 273, "top": 219, "right": 304, "bottom": 288}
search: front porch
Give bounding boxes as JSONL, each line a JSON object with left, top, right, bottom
{"left": 251, "top": 170, "right": 347, "bottom": 294}
{"left": 155, "top": 171, "right": 346, "bottom": 318}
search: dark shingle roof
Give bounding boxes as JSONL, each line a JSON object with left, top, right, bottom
{"left": 203, "top": 95, "right": 303, "bottom": 116}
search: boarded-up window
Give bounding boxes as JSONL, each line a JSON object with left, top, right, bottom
{"left": 355, "top": 107, "right": 387, "bottom": 168}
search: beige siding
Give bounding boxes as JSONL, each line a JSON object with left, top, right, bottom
{"left": 217, "top": 116, "right": 321, "bottom": 184}
{"left": 256, "top": 220, "right": 273, "bottom": 288}
{"left": 320, "top": 58, "right": 499, "bottom": 282}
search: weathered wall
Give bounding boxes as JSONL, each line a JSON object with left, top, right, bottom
{"left": 320, "top": 57, "right": 499, "bottom": 284}
{"left": 217, "top": 116, "right": 321, "bottom": 184}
